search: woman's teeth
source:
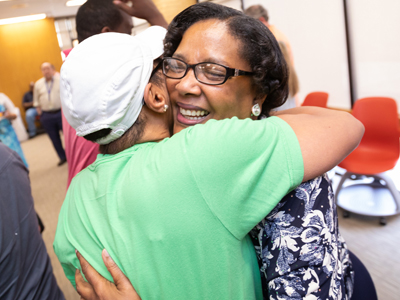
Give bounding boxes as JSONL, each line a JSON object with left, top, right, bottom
{"left": 180, "top": 107, "right": 209, "bottom": 120}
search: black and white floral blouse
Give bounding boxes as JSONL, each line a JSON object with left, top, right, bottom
{"left": 250, "top": 174, "right": 354, "bottom": 300}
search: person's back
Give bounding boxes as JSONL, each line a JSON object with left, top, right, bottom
{"left": 54, "top": 116, "right": 304, "bottom": 300}
{"left": 0, "top": 143, "right": 64, "bottom": 299}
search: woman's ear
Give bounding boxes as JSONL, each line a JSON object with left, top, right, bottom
{"left": 143, "top": 83, "right": 168, "bottom": 113}
{"left": 101, "top": 26, "right": 112, "bottom": 33}
{"left": 253, "top": 93, "right": 267, "bottom": 108}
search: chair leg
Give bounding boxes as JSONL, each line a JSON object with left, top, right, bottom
{"left": 373, "top": 172, "right": 400, "bottom": 214}
{"left": 334, "top": 171, "right": 354, "bottom": 204}
{"left": 343, "top": 210, "right": 351, "bottom": 218}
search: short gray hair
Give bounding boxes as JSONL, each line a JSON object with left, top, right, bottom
{"left": 244, "top": 5, "right": 269, "bottom": 22}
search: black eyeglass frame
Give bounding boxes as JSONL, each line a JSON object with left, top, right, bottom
{"left": 151, "top": 57, "right": 254, "bottom": 85}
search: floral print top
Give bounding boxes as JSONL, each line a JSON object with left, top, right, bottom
{"left": 250, "top": 174, "right": 354, "bottom": 299}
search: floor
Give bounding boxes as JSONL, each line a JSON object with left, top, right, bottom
{"left": 21, "top": 133, "right": 400, "bottom": 300}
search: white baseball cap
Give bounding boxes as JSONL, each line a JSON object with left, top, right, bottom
{"left": 60, "top": 26, "right": 167, "bottom": 145}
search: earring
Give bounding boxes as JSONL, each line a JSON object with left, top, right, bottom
{"left": 163, "top": 104, "right": 169, "bottom": 112}
{"left": 251, "top": 103, "right": 261, "bottom": 117}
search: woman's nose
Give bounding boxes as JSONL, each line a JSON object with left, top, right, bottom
{"left": 175, "top": 68, "right": 202, "bottom": 96}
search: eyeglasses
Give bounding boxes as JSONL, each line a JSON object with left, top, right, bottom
{"left": 152, "top": 57, "right": 254, "bottom": 85}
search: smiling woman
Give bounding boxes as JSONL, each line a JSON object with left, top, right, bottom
{"left": 162, "top": 2, "right": 356, "bottom": 299}
{"left": 164, "top": 10, "right": 288, "bottom": 133}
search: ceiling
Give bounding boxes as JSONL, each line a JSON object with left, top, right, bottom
{"left": 0, "top": 0, "right": 80, "bottom": 20}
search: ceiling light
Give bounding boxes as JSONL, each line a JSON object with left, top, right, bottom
{"left": 0, "top": 13, "right": 46, "bottom": 26}
{"left": 66, "top": 0, "right": 87, "bottom": 7}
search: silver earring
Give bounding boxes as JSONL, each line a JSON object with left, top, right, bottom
{"left": 163, "top": 104, "right": 169, "bottom": 112}
{"left": 251, "top": 103, "right": 261, "bottom": 117}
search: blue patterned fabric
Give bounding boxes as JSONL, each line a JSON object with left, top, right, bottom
{"left": 250, "top": 174, "right": 354, "bottom": 299}
{"left": 0, "top": 104, "right": 28, "bottom": 167}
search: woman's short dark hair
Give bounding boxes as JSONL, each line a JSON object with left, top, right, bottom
{"left": 164, "top": 2, "right": 288, "bottom": 117}
{"left": 76, "top": 0, "right": 123, "bottom": 43}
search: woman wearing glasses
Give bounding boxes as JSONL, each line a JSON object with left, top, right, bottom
{"left": 162, "top": 4, "right": 354, "bottom": 299}
{"left": 72, "top": 3, "right": 359, "bottom": 300}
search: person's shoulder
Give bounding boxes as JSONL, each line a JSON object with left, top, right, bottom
{"left": 0, "top": 144, "right": 23, "bottom": 173}
{"left": 0, "top": 144, "right": 12, "bottom": 164}
{"left": 35, "top": 77, "right": 45, "bottom": 85}
{"left": 0, "top": 93, "right": 8, "bottom": 101}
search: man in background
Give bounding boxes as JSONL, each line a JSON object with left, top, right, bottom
{"left": 245, "top": 4, "right": 294, "bottom": 65}
{"left": 0, "top": 143, "right": 64, "bottom": 299}
{"left": 34, "top": 62, "right": 66, "bottom": 166}
{"left": 245, "top": 4, "right": 300, "bottom": 108}
{"left": 22, "top": 81, "right": 38, "bottom": 138}
{"left": 62, "top": 0, "right": 167, "bottom": 188}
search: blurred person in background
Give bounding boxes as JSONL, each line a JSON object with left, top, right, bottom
{"left": 22, "top": 81, "right": 39, "bottom": 138}
{"left": 0, "top": 92, "right": 28, "bottom": 167}
{"left": 62, "top": 0, "right": 168, "bottom": 188}
{"left": 274, "top": 41, "right": 300, "bottom": 110}
{"left": 245, "top": 4, "right": 294, "bottom": 65}
{"left": 34, "top": 62, "right": 67, "bottom": 166}
{"left": 245, "top": 4, "right": 300, "bottom": 109}
{"left": 0, "top": 143, "right": 64, "bottom": 299}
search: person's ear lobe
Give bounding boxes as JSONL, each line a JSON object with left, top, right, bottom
{"left": 101, "top": 26, "right": 112, "bottom": 33}
{"left": 253, "top": 93, "right": 267, "bottom": 107}
{"left": 143, "top": 83, "right": 168, "bottom": 113}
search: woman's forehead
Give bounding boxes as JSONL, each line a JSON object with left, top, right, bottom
{"left": 175, "top": 19, "right": 248, "bottom": 69}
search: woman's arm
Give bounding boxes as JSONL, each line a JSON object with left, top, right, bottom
{"left": 1, "top": 94, "right": 17, "bottom": 120}
{"left": 274, "top": 107, "right": 364, "bottom": 182}
{"left": 113, "top": 0, "right": 168, "bottom": 29}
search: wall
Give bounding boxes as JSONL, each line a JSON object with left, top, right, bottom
{"left": 244, "top": 0, "right": 351, "bottom": 109}
{"left": 348, "top": 0, "right": 400, "bottom": 113}
{"left": 0, "top": 18, "right": 63, "bottom": 126}
{"left": 154, "top": 0, "right": 196, "bottom": 23}
{"left": 243, "top": 0, "right": 400, "bottom": 113}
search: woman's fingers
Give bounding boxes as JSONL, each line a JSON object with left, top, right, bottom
{"left": 102, "top": 249, "right": 140, "bottom": 298}
{"left": 113, "top": 0, "right": 134, "bottom": 16}
{"left": 102, "top": 249, "right": 129, "bottom": 288}
{"left": 75, "top": 268, "right": 97, "bottom": 300}
{"left": 76, "top": 250, "right": 108, "bottom": 294}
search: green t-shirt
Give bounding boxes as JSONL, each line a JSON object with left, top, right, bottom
{"left": 54, "top": 116, "right": 303, "bottom": 300}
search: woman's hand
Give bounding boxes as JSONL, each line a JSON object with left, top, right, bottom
{"left": 75, "top": 249, "right": 141, "bottom": 300}
{"left": 113, "top": 0, "right": 168, "bottom": 28}
{"left": 4, "top": 110, "right": 17, "bottom": 120}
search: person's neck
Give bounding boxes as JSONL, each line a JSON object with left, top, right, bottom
{"left": 137, "top": 106, "right": 171, "bottom": 144}
{"left": 45, "top": 77, "right": 53, "bottom": 82}
{"left": 260, "top": 18, "right": 270, "bottom": 28}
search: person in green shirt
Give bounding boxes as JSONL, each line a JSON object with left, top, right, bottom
{"left": 55, "top": 5, "right": 363, "bottom": 300}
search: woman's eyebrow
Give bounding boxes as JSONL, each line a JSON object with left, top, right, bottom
{"left": 172, "top": 53, "right": 186, "bottom": 60}
{"left": 202, "top": 57, "right": 230, "bottom": 66}
{"left": 172, "top": 53, "right": 230, "bottom": 67}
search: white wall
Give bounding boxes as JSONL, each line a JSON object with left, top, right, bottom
{"left": 244, "top": 0, "right": 351, "bottom": 109}
{"left": 348, "top": 0, "right": 400, "bottom": 113}
{"left": 243, "top": 0, "right": 400, "bottom": 113}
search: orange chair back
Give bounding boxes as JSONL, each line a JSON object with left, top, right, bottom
{"left": 354, "top": 97, "right": 399, "bottom": 150}
{"left": 339, "top": 97, "right": 400, "bottom": 174}
{"left": 301, "top": 92, "right": 329, "bottom": 108}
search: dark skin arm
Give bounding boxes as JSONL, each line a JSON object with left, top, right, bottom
{"left": 75, "top": 250, "right": 140, "bottom": 300}
{"left": 113, "top": 0, "right": 168, "bottom": 29}
{"left": 23, "top": 102, "right": 34, "bottom": 109}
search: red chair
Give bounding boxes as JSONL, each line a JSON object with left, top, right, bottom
{"left": 301, "top": 92, "right": 329, "bottom": 108}
{"left": 335, "top": 97, "right": 400, "bottom": 225}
